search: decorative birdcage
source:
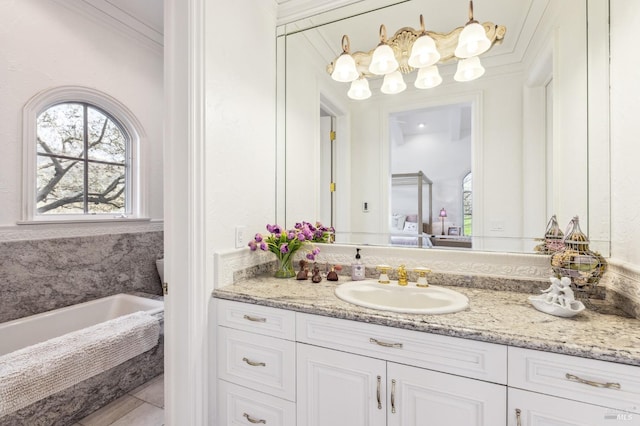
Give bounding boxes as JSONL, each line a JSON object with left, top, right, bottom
{"left": 535, "top": 214, "right": 565, "bottom": 254}
{"left": 550, "top": 216, "right": 607, "bottom": 299}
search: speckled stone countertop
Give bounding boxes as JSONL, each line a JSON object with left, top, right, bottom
{"left": 213, "top": 276, "right": 640, "bottom": 367}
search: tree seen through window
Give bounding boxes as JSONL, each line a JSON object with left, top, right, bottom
{"left": 36, "top": 103, "right": 128, "bottom": 215}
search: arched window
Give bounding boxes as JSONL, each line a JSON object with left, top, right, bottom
{"left": 23, "top": 86, "right": 146, "bottom": 221}
{"left": 462, "top": 172, "right": 472, "bottom": 236}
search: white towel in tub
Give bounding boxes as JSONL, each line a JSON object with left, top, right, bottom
{"left": 0, "top": 311, "right": 160, "bottom": 417}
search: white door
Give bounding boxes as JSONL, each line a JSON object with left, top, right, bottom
{"left": 297, "top": 343, "right": 386, "bottom": 426}
{"left": 387, "top": 362, "right": 506, "bottom": 426}
{"left": 508, "top": 388, "right": 640, "bottom": 426}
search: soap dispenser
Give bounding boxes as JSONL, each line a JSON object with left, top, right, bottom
{"left": 351, "top": 248, "right": 365, "bottom": 281}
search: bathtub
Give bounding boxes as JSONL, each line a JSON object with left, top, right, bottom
{"left": 0, "top": 293, "right": 164, "bottom": 425}
{"left": 0, "top": 293, "right": 163, "bottom": 356}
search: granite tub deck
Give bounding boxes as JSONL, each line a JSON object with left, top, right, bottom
{"left": 213, "top": 276, "right": 640, "bottom": 367}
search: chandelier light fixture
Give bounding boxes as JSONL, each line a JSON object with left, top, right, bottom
{"left": 327, "top": 1, "right": 506, "bottom": 100}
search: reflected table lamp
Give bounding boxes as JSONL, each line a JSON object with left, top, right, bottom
{"left": 439, "top": 208, "right": 447, "bottom": 235}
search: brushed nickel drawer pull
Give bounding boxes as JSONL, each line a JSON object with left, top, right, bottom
{"left": 243, "top": 412, "right": 266, "bottom": 424}
{"left": 515, "top": 408, "right": 522, "bottom": 426}
{"left": 370, "top": 338, "right": 403, "bottom": 348}
{"left": 242, "top": 357, "right": 266, "bottom": 367}
{"left": 376, "top": 375, "right": 382, "bottom": 409}
{"left": 391, "top": 379, "right": 397, "bottom": 414}
{"left": 565, "top": 373, "right": 621, "bottom": 389}
{"left": 243, "top": 314, "right": 267, "bottom": 323}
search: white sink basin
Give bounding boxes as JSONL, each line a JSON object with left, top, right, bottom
{"left": 334, "top": 280, "right": 469, "bottom": 314}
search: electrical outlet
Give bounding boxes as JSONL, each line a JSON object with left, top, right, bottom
{"left": 235, "top": 226, "right": 247, "bottom": 248}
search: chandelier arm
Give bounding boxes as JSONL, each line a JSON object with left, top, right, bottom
{"left": 341, "top": 35, "right": 351, "bottom": 54}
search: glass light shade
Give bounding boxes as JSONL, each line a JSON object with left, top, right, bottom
{"left": 331, "top": 53, "right": 359, "bottom": 82}
{"left": 414, "top": 65, "right": 442, "bottom": 89}
{"left": 408, "top": 35, "right": 440, "bottom": 68}
{"left": 368, "top": 44, "right": 399, "bottom": 75}
{"left": 347, "top": 77, "right": 372, "bottom": 100}
{"left": 455, "top": 22, "right": 491, "bottom": 58}
{"left": 454, "top": 56, "right": 485, "bottom": 82}
{"left": 380, "top": 71, "right": 406, "bottom": 95}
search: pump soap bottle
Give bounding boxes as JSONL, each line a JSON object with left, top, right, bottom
{"left": 351, "top": 248, "right": 365, "bottom": 281}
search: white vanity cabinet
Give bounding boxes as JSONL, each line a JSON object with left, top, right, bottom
{"left": 216, "top": 299, "right": 297, "bottom": 426}
{"left": 215, "top": 298, "right": 640, "bottom": 426}
{"left": 507, "top": 347, "right": 640, "bottom": 426}
{"left": 296, "top": 313, "right": 507, "bottom": 426}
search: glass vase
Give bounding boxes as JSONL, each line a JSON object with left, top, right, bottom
{"left": 274, "top": 255, "right": 296, "bottom": 278}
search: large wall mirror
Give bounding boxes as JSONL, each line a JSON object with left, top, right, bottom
{"left": 277, "top": 0, "right": 610, "bottom": 255}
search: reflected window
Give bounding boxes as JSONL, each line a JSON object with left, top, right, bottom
{"left": 462, "top": 172, "right": 472, "bottom": 236}
{"left": 36, "top": 103, "right": 129, "bottom": 215}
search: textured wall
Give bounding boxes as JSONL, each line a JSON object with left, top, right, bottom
{"left": 0, "top": 231, "right": 163, "bottom": 323}
{"left": 0, "top": 0, "right": 163, "bottom": 226}
{"left": 611, "top": 0, "right": 640, "bottom": 266}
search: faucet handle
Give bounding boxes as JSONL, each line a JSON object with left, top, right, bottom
{"left": 414, "top": 267, "right": 431, "bottom": 287}
{"left": 375, "top": 265, "right": 391, "bottom": 284}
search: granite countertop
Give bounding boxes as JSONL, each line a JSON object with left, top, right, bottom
{"left": 212, "top": 276, "right": 640, "bottom": 367}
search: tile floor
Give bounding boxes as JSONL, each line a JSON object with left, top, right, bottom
{"left": 72, "top": 374, "right": 164, "bottom": 426}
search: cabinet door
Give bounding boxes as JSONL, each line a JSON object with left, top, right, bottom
{"left": 297, "top": 343, "right": 386, "bottom": 426}
{"left": 387, "top": 362, "right": 506, "bottom": 426}
{"left": 508, "top": 388, "right": 640, "bottom": 426}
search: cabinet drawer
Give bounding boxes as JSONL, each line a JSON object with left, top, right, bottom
{"left": 217, "top": 299, "right": 295, "bottom": 340}
{"left": 508, "top": 346, "right": 640, "bottom": 413}
{"left": 218, "top": 327, "right": 296, "bottom": 401}
{"left": 218, "top": 380, "right": 296, "bottom": 426}
{"left": 296, "top": 312, "right": 507, "bottom": 384}
{"left": 507, "top": 388, "right": 640, "bottom": 426}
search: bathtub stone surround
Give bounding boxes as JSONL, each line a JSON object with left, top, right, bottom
{"left": 1, "top": 317, "right": 164, "bottom": 426}
{"left": 0, "top": 230, "right": 164, "bottom": 323}
{"left": 214, "top": 244, "right": 640, "bottom": 319}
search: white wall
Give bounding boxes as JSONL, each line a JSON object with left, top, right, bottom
{"left": 205, "top": 1, "right": 277, "bottom": 267}
{"left": 611, "top": 0, "right": 640, "bottom": 265}
{"left": 0, "top": 0, "right": 164, "bottom": 228}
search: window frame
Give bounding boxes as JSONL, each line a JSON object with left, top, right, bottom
{"left": 22, "top": 86, "right": 148, "bottom": 223}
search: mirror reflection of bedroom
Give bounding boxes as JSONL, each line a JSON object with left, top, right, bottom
{"left": 390, "top": 102, "right": 473, "bottom": 249}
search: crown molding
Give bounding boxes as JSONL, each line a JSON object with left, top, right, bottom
{"left": 52, "top": 0, "right": 163, "bottom": 54}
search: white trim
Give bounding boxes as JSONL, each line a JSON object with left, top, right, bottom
{"left": 163, "top": 0, "right": 208, "bottom": 424}
{"left": 0, "top": 220, "right": 162, "bottom": 242}
{"left": 22, "top": 86, "right": 149, "bottom": 223}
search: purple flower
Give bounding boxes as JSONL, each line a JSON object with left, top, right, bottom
{"left": 266, "top": 224, "right": 274, "bottom": 233}
{"left": 272, "top": 225, "right": 282, "bottom": 235}
{"left": 254, "top": 233, "right": 263, "bottom": 243}
{"left": 303, "top": 229, "right": 313, "bottom": 240}
{"left": 248, "top": 241, "right": 257, "bottom": 251}
{"left": 315, "top": 230, "right": 324, "bottom": 239}
{"left": 306, "top": 252, "right": 315, "bottom": 261}
{"left": 297, "top": 233, "right": 306, "bottom": 242}
{"left": 312, "top": 247, "right": 320, "bottom": 255}
{"left": 259, "top": 242, "right": 267, "bottom": 251}
{"left": 280, "top": 243, "right": 289, "bottom": 254}
{"left": 288, "top": 231, "right": 296, "bottom": 240}
{"left": 294, "top": 222, "right": 303, "bottom": 229}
